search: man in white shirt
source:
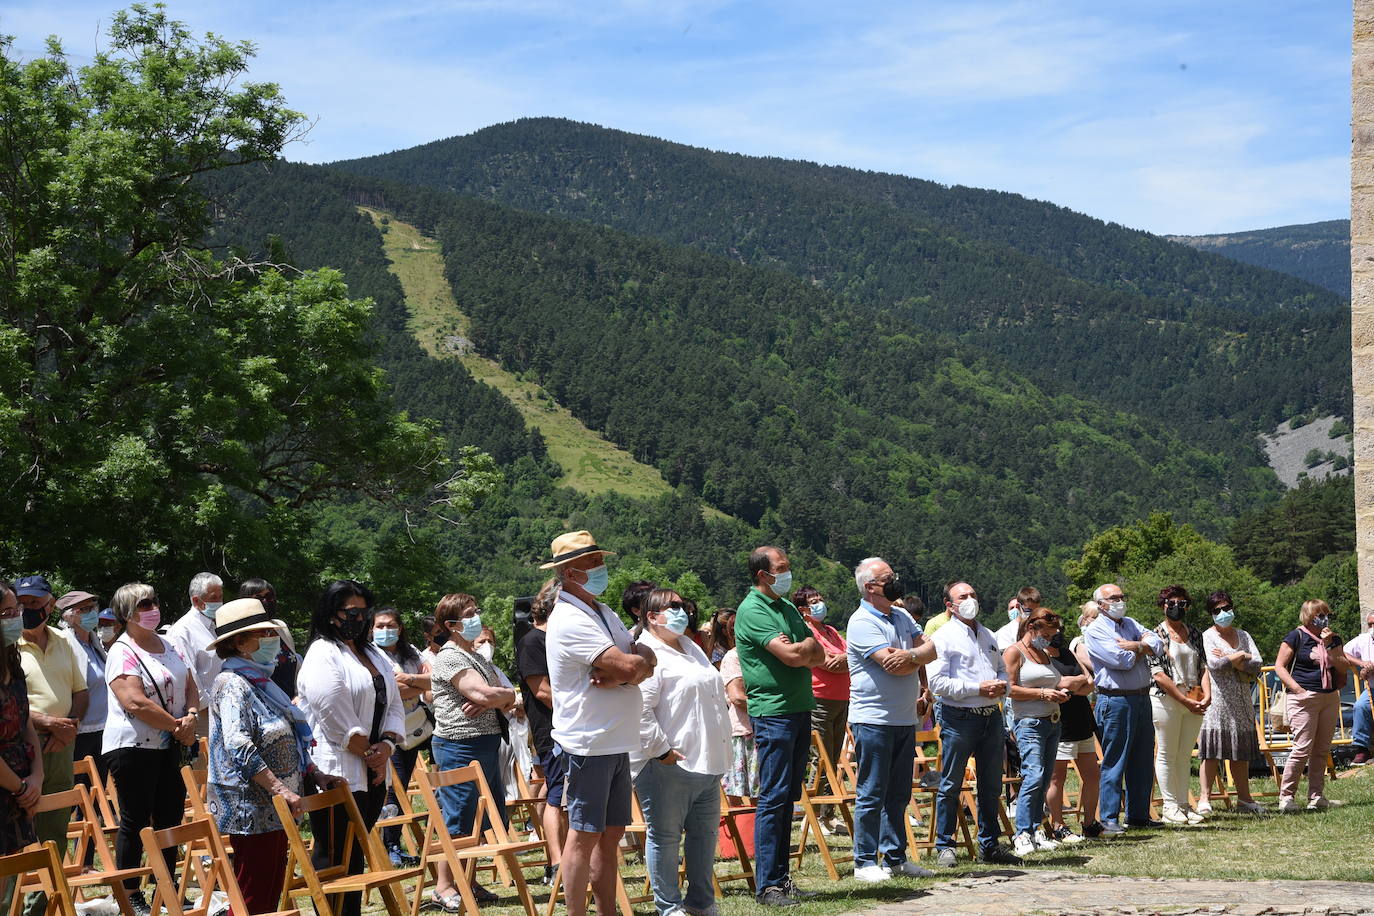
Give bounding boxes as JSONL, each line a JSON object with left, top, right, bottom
{"left": 1343, "top": 610, "right": 1374, "bottom": 764}
{"left": 543, "top": 531, "right": 656, "bottom": 916}
{"left": 928, "top": 581, "right": 1020, "bottom": 867}
{"left": 164, "top": 572, "right": 223, "bottom": 737}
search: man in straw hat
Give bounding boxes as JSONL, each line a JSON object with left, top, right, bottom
{"left": 542, "top": 531, "right": 656, "bottom": 916}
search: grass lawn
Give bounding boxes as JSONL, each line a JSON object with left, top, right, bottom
{"left": 364, "top": 765, "right": 1374, "bottom": 916}
{"left": 358, "top": 206, "right": 678, "bottom": 503}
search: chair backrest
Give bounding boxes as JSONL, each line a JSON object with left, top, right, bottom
{"left": 181, "top": 765, "right": 212, "bottom": 820}
{"left": 0, "top": 843, "right": 76, "bottom": 916}
{"left": 807, "top": 729, "right": 849, "bottom": 797}
{"left": 415, "top": 761, "right": 514, "bottom": 858}
{"left": 72, "top": 756, "right": 118, "bottom": 829}
{"left": 275, "top": 784, "right": 376, "bottom": 887}
{"left": 140, "top": 818, "right": 262, "bottom": 916}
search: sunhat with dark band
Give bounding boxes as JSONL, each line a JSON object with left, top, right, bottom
{"left": 538, "top": 530, "right": 616, "bottom": 569}
{"left": 206, "top": 598, "right": 290, "bottom": 648}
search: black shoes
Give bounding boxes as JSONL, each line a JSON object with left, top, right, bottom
{"left": 1125, "top": 817, "right": 1165, "bottom": 828}
{"left": 1082, "top": 820, "right": 1105, "bottom": 838}
{"left": 127, "top": 892, "right": 152, "bottom": 916}
{"left": 780, "top": 877, "right": 817, "bottom": 900}
{"left": 469, "top": 884, "right": 499, "bottom": 903}
{"left": 758, "top": 887, "right": 801, "bottom": 907}
{"left": 977, "top": 845, "right": 1024, "bottom": 866}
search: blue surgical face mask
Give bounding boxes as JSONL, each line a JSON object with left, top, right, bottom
{"left": 1030, "top": 635, "right": 1051, "bottom": 650}
{"left": 768, "top": 570, "right": 793, "bottom": 596}
{"left": 663, "top": 608, "right": 690, "bottom": 635}
{"left": 374, "top": 627, "right": 398, "bottom": 648}
{"left": 200, "top": 601, "right": 222, "bottom": 620}
{"left": 461, "top": 614, "right": 483, "bottom": 642}
{"left": 1213, "top": 609, "right": 1236, "bottom": 628}
{"left": 1008, "top": 605, "right": 1021, "bottom": 622}
{"left": 1, "top": 617, "right": 22, "bottom": 644}
{"left": 583, "top": 565, "right": 609, "bottom": 596}
{"left": 79, "top": 609, "right": 99, "bottom": 632}
{"left": 809, "top": 601, "right": 827, "bottom": 622}
{"left": 251, "top": 636, "right": 280, "bottom": 669}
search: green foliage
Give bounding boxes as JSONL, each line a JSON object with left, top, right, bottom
{"left": 0, "top": 7, "right": 464, "bottom": 609}
{"left": 331, "top": 117, "right": 1352, "bottom": 460}
{"left": 1229, "top": 475, "right": 1354, "bottom": 585}
{"left": 1171, "top": 219, "right": 1351, "bottom": 298}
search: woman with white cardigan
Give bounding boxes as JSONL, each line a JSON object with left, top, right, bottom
{"left": 633, "top": 589, "right": 732, "bottom": 916}
{"left": 296, "top": 580, "right": 405, "bottom": 916}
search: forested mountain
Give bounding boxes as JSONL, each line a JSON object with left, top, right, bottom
{"left": 1169, "top": 220, "right": 1351, "bottom": 298}
{"left": 330, "top": 118, "right": 1351, "bottom": 460}
{"left": 206, "top": 162, "right": 1284, "bottom": 604}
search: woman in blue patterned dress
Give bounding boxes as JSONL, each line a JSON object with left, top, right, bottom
{"left": 206, "top": 599, "right": 324, "bottom": 916}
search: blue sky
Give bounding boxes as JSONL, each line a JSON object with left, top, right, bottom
{"left": 3, "top": 1, "right": 1351, "bottom": 234}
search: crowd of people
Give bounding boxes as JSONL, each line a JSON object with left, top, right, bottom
{"left": 0, "top": 528, "right": 1357, "bottom": 915}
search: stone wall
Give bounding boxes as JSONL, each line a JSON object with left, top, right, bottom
{"left": 1356, "top": 0, "right": 1374, "bottom": 624}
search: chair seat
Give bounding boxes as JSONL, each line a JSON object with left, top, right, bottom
{"left": 316, "top": 866, "right": 424, "bottom": 893}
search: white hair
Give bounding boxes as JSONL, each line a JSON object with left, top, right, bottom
{"left": 188, "top": 572, "right": 223, "bottom": 601}
{"left": 854, "top": 557, "right": 885, "bottom": 592}
{"left": 1092, "top": 584, "right": 1118, "bottom": 603}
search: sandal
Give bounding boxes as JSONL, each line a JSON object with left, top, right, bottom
{"left": 427, "top": 891, "right": 463, "bottom": 913}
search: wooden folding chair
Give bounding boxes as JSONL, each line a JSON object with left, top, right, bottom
{"left": 72, "top": 757, "right": 117, "bottom": 840}
{"left": 0, "top": 843, "right": 76, "bottom": 916}
{"left": 141, "top": 817, "right": 299, "bottom": 916}
{"left": 716, "top": 784, "right": 756, "bottom": 893}
{"left": 9, "top": 785, "right": 152, "bottom": 916}
{"left": 274, "top": 784, "right": 425, "bottom": 916}
{"left": 905, "top": 726, "right": 975, "bottom": 860}
{"left": 791, "top": 730, "right": 855, "bottom": 880}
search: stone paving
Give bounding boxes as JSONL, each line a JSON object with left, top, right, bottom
{"left": 850, "top": 871, "right": 1374, "bottom": 915}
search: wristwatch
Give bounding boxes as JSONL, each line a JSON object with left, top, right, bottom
{"left": 656, "top": 749, "right": 674, "bottom": 761}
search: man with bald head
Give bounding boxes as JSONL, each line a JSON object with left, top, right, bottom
{"left": 928, "top": 581, "right": 1020, "bottom": 866}
{"left": 846, "top": 558, "right": 936, "bottom": 882}
{"left": 735, "top": 546, "right": 823, "bottom": 906}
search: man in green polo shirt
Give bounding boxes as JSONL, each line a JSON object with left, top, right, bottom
{"left": 735, "top": 546, "right": 823, "bottom": 907}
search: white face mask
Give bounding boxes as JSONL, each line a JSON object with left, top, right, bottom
{"left": 98, "top": 626, "right": 115, "bottom": 642}
{"left": 1104, "top": 600, "right": 1126, "bottom": 621}
{"left": 475, "top": 642, "right": 494, "bottom": 661}
{"left": 955, "top": 597, "right": 979, "bottom": 621}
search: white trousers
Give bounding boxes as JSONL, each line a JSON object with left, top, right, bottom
{"left": 1151, "top": 692, "right": 1203, "bottom": 811}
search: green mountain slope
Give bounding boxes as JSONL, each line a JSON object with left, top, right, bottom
{"left": 331, "top": 118, "right": 1351, "bottom": 455}
{"left": 208, "top": 163, "right": 1278, "bottom": 599}
{"left": 1168, "top": 219, "right": 1350, "bottom": 298}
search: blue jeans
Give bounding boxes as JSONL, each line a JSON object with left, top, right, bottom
{"left": 633, "top": 763, "right": 721, "bottom": 916}
{"left": 750, "top": 712, "right": 811, "bottom": 895}
{"left": 1353, "top": 690, "right": 1372, "bottom": 751}
{"left": 851, "top": 723, "right": 916, "bottom": 868}
{"left": 1012, "top": 716, "right": 1061, "bottom": 836}
{"left": 1095, "top": 693, "right": 1153, "bottom": 824}
{"left": 934, "top": 705, "right": 1004, "bottom": 855}
{"left": 431, "top": 733, "right": 507, "bottom": 838}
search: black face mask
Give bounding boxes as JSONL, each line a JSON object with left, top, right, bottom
{"left": 432, "top": 630, "right": 449, "bottom": 648}
{"left": 1047, "top": 632, "right": 1067, "bottom": 651}
{"left": 21, "top": 607, "right": 46, "bottom": 630}
{"left": 881, "top": 579, "right": 903, "bottom": 602}
{"left": 336, "top": 615, "right": 369, "bottom": 641}
{"left": 1164, "top": 606, "right": 1186, "bottom": 622}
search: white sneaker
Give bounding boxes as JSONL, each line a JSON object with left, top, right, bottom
{"left": 1160, "top": 806, "right": 1189, "bottom": 825}
{"left": 1012, "top": 832, "right": 1036, "bottom": 857}
{"left": 1278, "top": 796, "right": 1301, "bottom": 813}
{"left": 1307, "top": 795, "right": 1344, "bottom": 810}
{"left": 1184, "top": 808, "right": 1205, "bottom": 825}
{"left": 818, "top": 820, "right": 832, "bottom": 837}
{"left": 1194, "top": 801, "right": 1213, "bottom": 816}
{"left": 890, "top": 861, "right": 935, "bottom": 878}
{"left": 1049, "top": 825, "right": 1083, "bottom": 845}
{"left": 1237, "top": 800, "right": 1266, "bottom": 814}
{"left": 853, "top": 864, "right": 891, "bottom": 883}
{"left": 1032, "top": 828, "right": 1059, "bottom": 851}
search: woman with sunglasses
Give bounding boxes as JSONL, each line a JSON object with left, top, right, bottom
{"left": 1148, "top": 585, "right": 1211, "bottom": 825}
{"left": 103, "top": 583, "right": 199, "bottom": 916}
{"left": 633, "top": 589, "right": 731, "bottom": 916}
{"left": 1004, "top": 608, "right": 1078, "bottom": 857}
{"left": 296, "top": 580, "right": 405, "bottom": 916}
{"left": 1195, "top": 591, "right": 1265, "bottom": 814}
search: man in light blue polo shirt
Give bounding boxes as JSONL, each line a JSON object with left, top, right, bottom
{"left": 846, "top": 558, "right": 937, "bottom": 882}
{"left": 1083, "top": 582, "right": 1161, "bottom": 835}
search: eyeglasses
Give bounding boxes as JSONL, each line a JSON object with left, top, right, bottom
{"left": 664, "top": 603, "right": 686, "bottom": 611}
{"left": 1164, "top": 600, "right": 1190, "bottom": 609}
{"left": 1212, "top": 606, "right": 1233, "bottom": 614}
{"left": 1099, "top": 594, "right": 1126, "bottom": 603}
{"left": 135, "top": 598, "right": 159, "bottom": 610}
{"left": 0, "top": 606, "right": 18, "bottom": 620}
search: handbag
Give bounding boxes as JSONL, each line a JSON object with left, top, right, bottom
{"left": 130, "top": 644, "right": 200, "bottom": 764}
{"left": 401, "top": 700, "right": 435, "bottom": 750}
{"left": 1266, "top": 683, "right": 1290, "bottom": 733}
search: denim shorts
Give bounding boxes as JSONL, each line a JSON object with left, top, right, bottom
{"left": 539, "top": 745, "right": 567, "bottom": 808}
{"left": 564, "top": 752, "right": 632, "bottom": 833}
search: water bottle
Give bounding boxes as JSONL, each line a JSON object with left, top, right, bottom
{"left": 379, "top": 802, "right": 400, "bottom": 820}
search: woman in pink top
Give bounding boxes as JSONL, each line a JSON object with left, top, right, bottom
{"left": 795, "top": 586, "right": 850, "bottom": 835}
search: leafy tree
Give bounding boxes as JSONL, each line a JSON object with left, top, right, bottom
{"left": 0, "top": 6, "right": 470, "bottom": 603}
